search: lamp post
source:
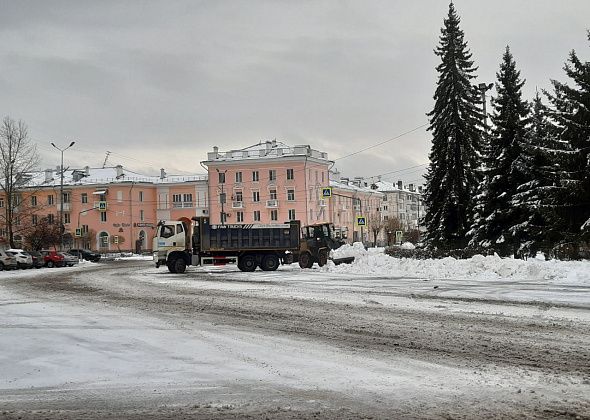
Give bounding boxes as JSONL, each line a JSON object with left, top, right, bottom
{"left": 51, "top": 141, "right": 75, "bottom": 250}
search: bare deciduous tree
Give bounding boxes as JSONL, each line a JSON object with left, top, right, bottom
{"left": 0, "top": 116, "right": 40, "bottom": 248}
{"left": 367, "top": 213, "right": 384, "bottom": 247}
{"left": 384, "top": 217, "right": 403, "bottom": 246}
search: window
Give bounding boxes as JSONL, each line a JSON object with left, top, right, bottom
{"left": 220, "top": 212, "right": 227, "bottom": 223}
{"left": 99, "top": 232, "right": 109, "bottom": 248}
{"left": 100, "top": 212, "right": 107, "bottom": 222}
{"left": 218, "top": 172, "right": 226, "bottom": 183}
{"left": 288, "top": 209, "right": 296, "bottom": 221}
{"left": 48, "top": 195, "right": 54, "bottom": 205}
{"left": 63, "top": 213, "right": 71, "bottom": 224}
{"left": 81, "top": 193, "right": 88, "bottom": 204}
{"left": 287, "top": 169, "right": 294, "bottom": 180}
{"left": 269, "top": 189, "right": 277, "bottom": 200}
{"left": 47, "top": 214, "right": 55, "bottom": 224}
{"left": 253, "top": 210, "right": 260, "bottom": 221}
{"left": 82, "top": 225, "right": 89, "bottom": 234}
{"left": 287, "top": 189, "right": 295, "bottom": 201}
{"left": 32, "top": 214, "right": 38, "bottom": 225}
{"left": 237, "top": 211, "right": 244, "bottom": 222}
{"left": 252, "top": 191, "right": 260, "bottom": 202}
{"left": 140, "top": 210, "right": 144, "bottom": 221}
{"left": 31, "top": 196, "right": 37, "bottom": 206}
{"left": 183, "top": 193, "right": 193, "bottom": 207}
{"left": 139, "top": 191, "right": 144, "bottom": 202}
{"left": 235, "top": 191, "right": 243, "bottom": 202}
{"left": 160, "top": 225, "right": 174, "bottom": 239}
{"left": 235, "top": 172, "right": 243, "bottom": 183}
{"left": 269, "top": 169, "right": 276, "bottom": 181}
{"left": 252, "top": 171, "right": 259, "bottom": 182}
{"left": 383, "top": 195, "right": 388, "bottom": 201}
{"left": 270, "top": 209, "right": 278, "bottom": 221}
{"left": 321, "top": 171, "right": 324, "bottom": 182}
{"left": 0, "top": 198, "right": 3, "bottom": 208}
{"left": 172, "top": 194, "right": 182, "bottom": 208}
{"left": 117, "top": 191, "right": 123, "bottom": 202}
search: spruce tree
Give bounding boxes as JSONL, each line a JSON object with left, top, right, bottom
{"left": 545, "top": 33, "right": 590, "bottom": 249}
{"left": 423, "top": 2, "right": 483, "bottom": 250}
{"left": 510, "top": 93, "right": 560, "bottom": 256}
{"left": 469, "top": 47, "right": 530, "bottom": 257}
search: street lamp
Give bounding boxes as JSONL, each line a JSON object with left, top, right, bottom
{"left": 51, "top": 141, "right": 75, "bottom": 250}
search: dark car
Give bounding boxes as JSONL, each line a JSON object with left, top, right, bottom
{"left": 68, "top": 248, "right": 101, "bottom": 262}
{"left": 40, "top": 250, "right": 65, "bottom": 268}
{"left": 27, "top": 250, "right": 46, "bottom": 268}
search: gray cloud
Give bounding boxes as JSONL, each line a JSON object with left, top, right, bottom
{"left": 1, "top": 0, "right": 588, "bottom": 181}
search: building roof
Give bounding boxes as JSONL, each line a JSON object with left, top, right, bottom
{"left": 203, "top": 140, "right": 331, "bottom": 164}
{"left": 330, "top": 179, "right": 384, "bottom": 195}
{"left": 18, "top": 165, "right": 207, "bottom": 189}
{"left": 373, "top": 180, "right": 423, "bottom": 194}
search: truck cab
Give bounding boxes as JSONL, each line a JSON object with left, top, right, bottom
{"left": 153, "top": 219, "right": 194, "bottom": 273}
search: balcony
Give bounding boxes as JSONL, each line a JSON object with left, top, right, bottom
{"left": 172, "top": 201, "right": 193, "bottom": 209}
{"left": 266, "top": 199, "right": 279, "bottom": 208}
{"left": 232, "top": 201, "right": 244, "bottom": 209}
{"left": 353, "top": 204, "right": 361, "bottom": 211}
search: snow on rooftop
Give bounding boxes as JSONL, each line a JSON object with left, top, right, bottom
{"left": 20, "top": 166, "right": 207, "bottom": 189}
{"left": 204, "top": 140, "right": 331, "bottom": 163}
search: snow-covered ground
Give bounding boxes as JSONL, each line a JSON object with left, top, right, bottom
{"left": 1, "top": 249, "right": 589, "bottom": 418}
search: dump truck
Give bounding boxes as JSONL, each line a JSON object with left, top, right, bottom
{"left": 153, "top": 217, "right": 353, "bottom": 273}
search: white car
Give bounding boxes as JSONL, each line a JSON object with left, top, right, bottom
{"left": 0, "top": 249, "right": 18, "bottom": 270}
{"left": 6, "top": 249, "right": 34, "bottom": 269}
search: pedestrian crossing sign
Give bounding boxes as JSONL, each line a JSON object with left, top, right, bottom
{"left": 321, "top": 187, "right": 332, "bottom": 198}
{"left": 356, "top": 216, "right": 366, "bottom": 226}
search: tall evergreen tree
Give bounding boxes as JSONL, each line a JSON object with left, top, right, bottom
{"left": 545, "top": 33, "right": 590, "bottom": 249}
{"left": 423, "top": 2, "right": 483, "bottom": 250}
{"left": 510, "top": 93, "right": 561, "bottom": 256}
{"left": 469, "top": 47, "right": 530, "bottom": 256}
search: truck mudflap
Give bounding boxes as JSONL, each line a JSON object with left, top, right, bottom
{"left": 331, "top": 256, "right": 355, "bottom": 265}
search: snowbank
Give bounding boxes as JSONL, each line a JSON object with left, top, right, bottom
{"left": 327, "top": 244, "right": 590, "bottom": 284}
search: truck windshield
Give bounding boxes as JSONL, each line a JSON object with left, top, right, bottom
{"left": 160, "top": 225, "right": 175, "bottom": 239}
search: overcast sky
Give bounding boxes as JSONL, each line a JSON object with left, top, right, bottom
{"left": 1, "top": 1, "right": 589, "bottom": 184}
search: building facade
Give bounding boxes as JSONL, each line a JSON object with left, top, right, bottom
{"left": 0, "top": 165, "right": 208, "bottom": 252}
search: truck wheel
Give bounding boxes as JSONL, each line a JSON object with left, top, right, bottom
{"left": 238, "top": 255, "right": 257, "bottom": 272}
{"left": 167, "top": 258, "right": 177, "bottom": 273}
{"left": 318, "top": 249, "right": 328, "bottom": 267}
{"left": 261, "top": 254, "right": 279, "bottom": 271}
{"left": 282, "top": 253, "right": 294, "bottom": 265}
{"left": 174, "top": 258, "right": 186, "bottom": 274}
{"left": 298, "top": 252, "right": 313, "bottom": 269}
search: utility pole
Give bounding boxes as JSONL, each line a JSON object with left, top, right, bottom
{"left": 51, "top": 141, "right": 75, "bottom": 250}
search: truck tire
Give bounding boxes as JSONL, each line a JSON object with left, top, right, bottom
{"left": 238, "top": 255, "right": 257, "bottom": 272}
{"left": 282, "top": 253, "right": 294, "bottom": 265}
{"left": 298, "top": 252, "right": 313, "bottom": 269}
{"left": 318, "top": 249, "right": 328, "bottom": 267}
{"left": 167, "top": 258, "right": 177, "bottom": 273}
{"left": 174, "top": 258, "right": 186, "bottom": 274}
{"left": 260, "top": 254, "right": 279, "bottom": 271}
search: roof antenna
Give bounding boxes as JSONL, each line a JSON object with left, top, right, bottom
{"left": 102, "top": 151, "right": 111, "bottom": 168}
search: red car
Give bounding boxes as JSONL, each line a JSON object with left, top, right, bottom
{"left": 40, "top": 250, "right": 65, "bottom": 268}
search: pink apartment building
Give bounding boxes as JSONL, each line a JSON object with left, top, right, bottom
{"left": 0, "top": 165, "right": 208, "bottom": 252}
{"left": 1, "top": 141, "right": 388, "bottom": 251}
{"left": 202, "top": 140, "right": 332, "bottom": 227}
{"left": 202, "top": 140, "right": 383, "bottom": 243}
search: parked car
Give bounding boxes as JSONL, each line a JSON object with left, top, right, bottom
{"left": 27, "top": 250, "right": 46, "bottom": 268}
{"left": 59, "top": 252, "right": 79, "bottom": 267}
{"left": 40, "top": 250, "right": 65, "bottom": 268}
{"left": 0, "top": 249, "right": 18, "bottom": 271}
{"left": 6, "top": 249, "right": 33, "bottom": 269}
{"left": 68, "top": 249, "right": 101, "bottom": 262}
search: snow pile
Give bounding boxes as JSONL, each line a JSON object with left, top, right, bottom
{"left": 401, "top": 242, "right": 416, "bottom": 250}
{"left": 327, "top": 248, "right": 590, "bottom": 284}
{"left": 331, "top": 242, "right": 384, "bottom": 259}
